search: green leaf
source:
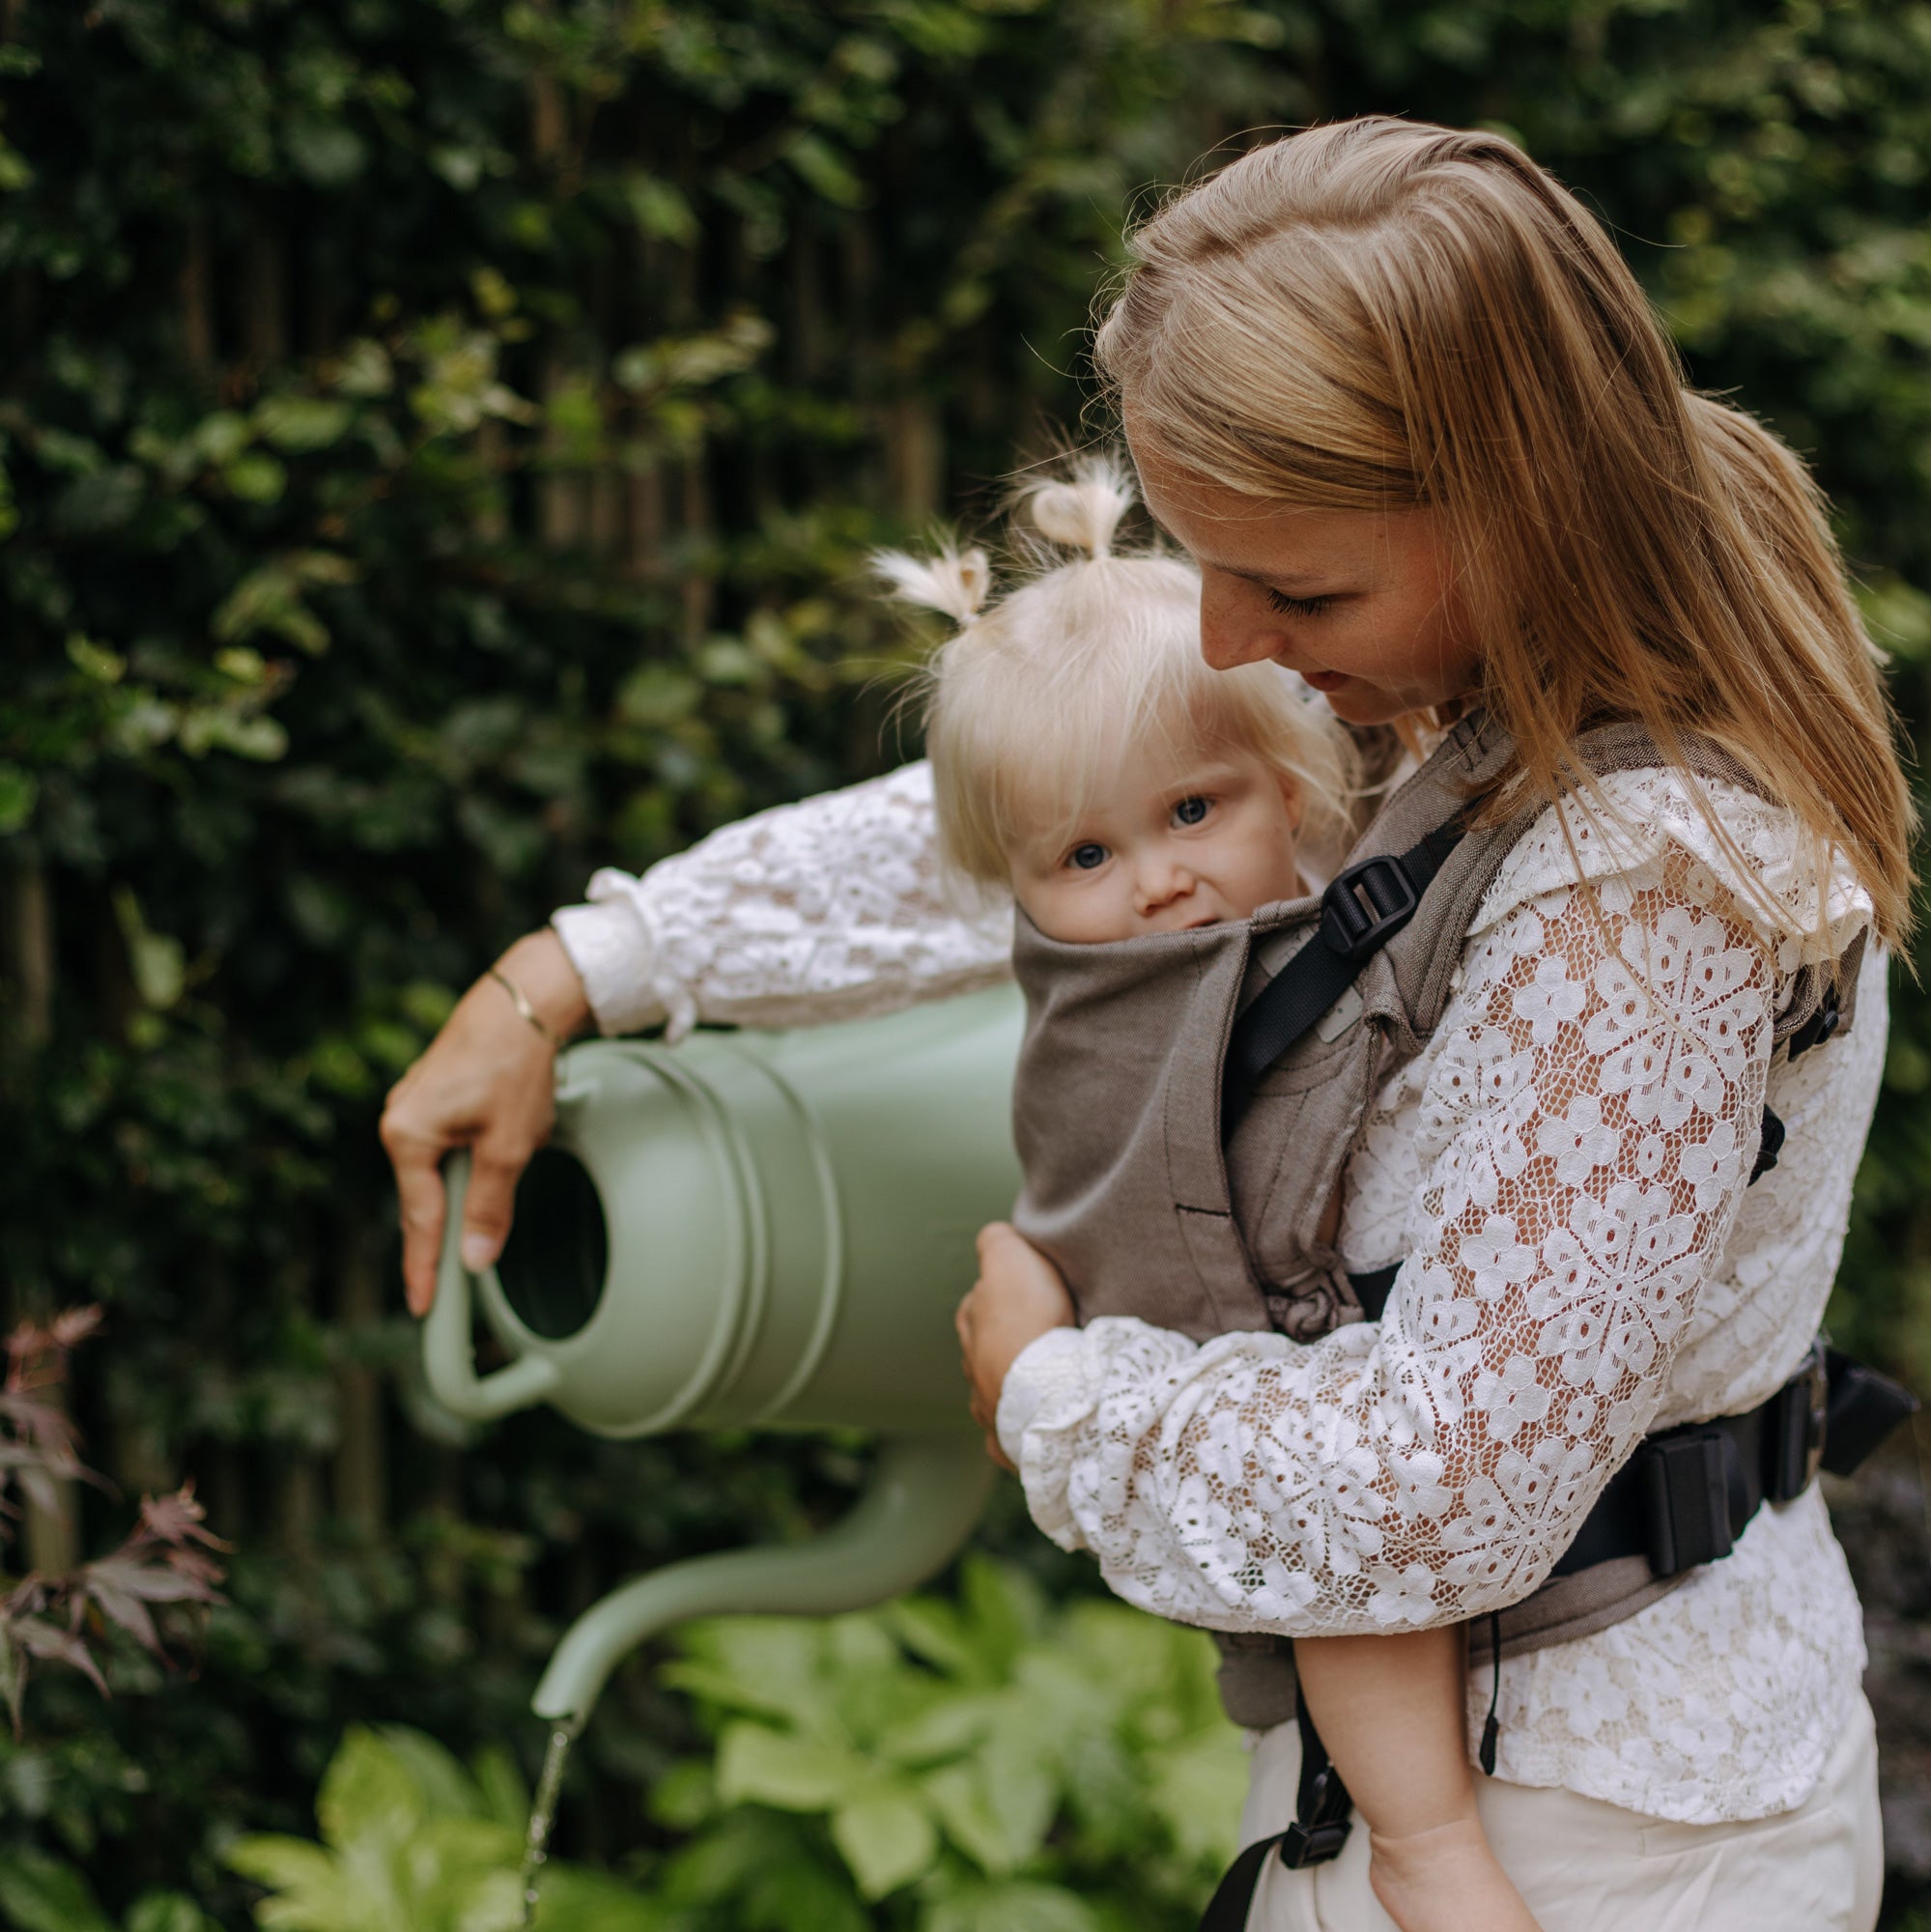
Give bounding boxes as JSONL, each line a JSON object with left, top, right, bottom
{"left": 623, "top": 173, "right": 697, "bottom": 245}
{"left": 111, "top": 888, "right": 185, "bottom": 1010}
{"left": 220, "top": 1834, "right": 340, "bottom": 1894}
{"left": 923, "top": 1879, "right": 1100, "bottom": 1932}
{"left": 828, "top": 1785, "right": 938, "bottom": 1898}
{"left": 715, "top": 1722, "right": 864, "bottom": 1811}
{"left": 1149, "top": 1726, "right": 1248, "bottom": 1867}
{"left": 528, "top": 1865, "right": 668, "bottom": 1928}
{"left": 223, "top": 453, "right": 288, "bottom": 504}
{"left": 284, "top": 117, "right": 368, "bottom": 187}
{"left": 66, "top": 634, "right": 126, "bottom": 682}
{"left": 0, "top": 762, "right": 38, "bottom": 835}
{"left": 470, "top": 1743, "right": 530, "bottom": 1832}
{"left": 315, "top": 1727, "right": 425, "bottom": 1853}
{"left": 0, "top": 1847, "right": 115, "bottom": 1932}
{"left": 375, "top": 1722, "right": 485, "bottom": 1819}
{"left": 922, "top": 1737, "right": 1057, "bottom": 1877}
{"left": 127, "top": 1893, "right": 219, "bottom": 1932}
{"left": 254, "top": 397, "right": 354, "bottom": 454}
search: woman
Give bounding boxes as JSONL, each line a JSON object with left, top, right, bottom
{"left": 382, "top": 120, "right": 1909, "bottom": 1928}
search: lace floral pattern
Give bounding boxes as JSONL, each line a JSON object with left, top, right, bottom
{"left": 553, "top": 757, "right": 1883, "bottom": 1826}
{"left": 553, "top": 762, "right": 1012, "bottom": 1040}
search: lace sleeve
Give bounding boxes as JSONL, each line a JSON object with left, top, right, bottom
{"left": 996, "top": 851, "right": 1778, "bottom": 1636}
{"left": 551, "top": 761, "right": 1013, "bottom": 1040}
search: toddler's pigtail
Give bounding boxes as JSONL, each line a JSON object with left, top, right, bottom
{"left": 872, "top": 546, "right": 991, "bottom": 626}
{"left": 1025, "top": 457, "right": 1136, "bottom": 559}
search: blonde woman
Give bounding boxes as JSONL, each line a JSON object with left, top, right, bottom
{"left": 383, "top": 119, "right": 1908, "bottom": 1929}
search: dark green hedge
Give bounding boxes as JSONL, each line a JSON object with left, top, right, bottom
{"left": 4, "top": 0, "right": 1931, "bottom": 1920}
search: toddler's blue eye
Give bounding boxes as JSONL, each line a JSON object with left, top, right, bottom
{"left": 1069, "top": 842, "right": 1107, "bottom": 870}
{"left": 1174, "top": 796, "right": 1210, "bottom": 826}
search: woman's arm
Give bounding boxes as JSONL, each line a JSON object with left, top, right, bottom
{"left": 387, "top": 761, "right": 1009, "bottom": 1311}
{"left": 552, "top": 760, "right": 1012, "bottom": 1039}
{"left": 381, "top": 927, "right": 591, "bottom": 1315}
{"left": 995, "top": 853, "right": 1779, "bottom": 1636}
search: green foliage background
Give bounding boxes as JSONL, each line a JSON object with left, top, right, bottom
{"left": 5, "top": 0, "right": 1931, "bottom": 1923}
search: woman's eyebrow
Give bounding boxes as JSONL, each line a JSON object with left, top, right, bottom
{"left": 1197, "top": 559, "right": 1333, "bottom": 590}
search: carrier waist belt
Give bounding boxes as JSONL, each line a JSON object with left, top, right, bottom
{"left": 1352, "top": 1265, "right": 1916, "bottom": 1584}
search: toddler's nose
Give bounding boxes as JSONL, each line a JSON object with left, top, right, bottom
{"left": 1135, "top": 858, "right": 1197, "bottom": 918}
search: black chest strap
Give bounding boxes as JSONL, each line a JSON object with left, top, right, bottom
{"left": 1223, "top": 823, "right": 1466, "bottom": 1126}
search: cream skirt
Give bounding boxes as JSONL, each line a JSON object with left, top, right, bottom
{"left": 1240, "top": 1694, "right": 1882, "bottom": 1932}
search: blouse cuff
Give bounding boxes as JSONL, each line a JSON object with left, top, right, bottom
{"left": 995, "top": 1325, "right": 1098, "bottom": 1522}
{"left": 551, "top": 895, "right": 673, "bottom": 1038}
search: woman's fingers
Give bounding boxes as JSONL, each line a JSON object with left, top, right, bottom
{"left": 388, "top": 1124, "right": 450, "bottom": 1320}
{"left": 461, "top": 1130, "right": 543, "bottom": 1274}
{"left": 955, "top": 1221, "right": 1074, "bottom": 1474}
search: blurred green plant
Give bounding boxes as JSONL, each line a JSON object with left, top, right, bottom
{"left": 641, "top": 1558, "right": 1244, "bottom": 1929}
{"left": 194, "top": 1561, "right": 1235, "bottom": 1932}
{"left": 223, "top": 1727, "right": 653, "bottom": 1932}
{"left": 0, "top": 1847, "right": 217, "bottom": 1932}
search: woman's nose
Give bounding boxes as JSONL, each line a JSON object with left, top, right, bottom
{"left": 1199, "top": 573, "right": 1280, "bottom": 670}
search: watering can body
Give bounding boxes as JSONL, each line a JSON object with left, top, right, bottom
{"left": 426, "top": 981, "right": 1024, "bottom": 1438}
{"left": 421, "top": 982, "right": 1025, "bottom": 1724}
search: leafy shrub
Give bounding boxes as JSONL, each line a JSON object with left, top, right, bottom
{"left": 4, "top": 1561, "right": 1241, "bottom": 1931}
{"left": 0, "top": 1844, "right": 215, "bottom": 1932}
{"left": 225, "top": 1727, "right": 652, "bottom": 1932}
{"left": 641, "top": 1558, "right": 1244, "bottom": 1930}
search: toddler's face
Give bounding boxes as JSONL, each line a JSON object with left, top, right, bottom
{"left": 1008, "top": 746, "right": 1304, "bottom": 944}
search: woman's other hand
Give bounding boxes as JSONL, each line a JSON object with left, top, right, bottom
{"left": 380, "top": 927, "right": 591, "bottom": 1317}
{"left": 955, "top": 1222, "right": 1074, "bottom": 1468}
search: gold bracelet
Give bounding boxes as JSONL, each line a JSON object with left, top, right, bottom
{"left": 489, "top": 965, "right": 564, "bottom": 1048}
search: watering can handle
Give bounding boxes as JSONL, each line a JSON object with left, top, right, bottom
{"left": 422, "top": 1150, "right": 562, "bottom": 1421}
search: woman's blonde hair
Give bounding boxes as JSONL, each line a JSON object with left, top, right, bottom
{"left": 1094, "top": 116, "right": 1916, "bottom": 948}
{"left": 883, "top": 458, "right": 1356, "bottom": 887}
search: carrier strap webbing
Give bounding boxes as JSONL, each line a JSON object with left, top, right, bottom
{"left": 1223, "top": 819, "right": 1467, "bottom": 1123}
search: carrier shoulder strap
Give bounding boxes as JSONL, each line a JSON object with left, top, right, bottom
{"left": 1226, "top": 717, "right": 1867, "bottom": 1126}
{"left": 1223, "top": 816, "right": 1467, "bottom": 1119}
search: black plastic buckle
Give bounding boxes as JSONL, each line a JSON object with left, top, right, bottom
{"left": 1766, "top": 1340, "right": 1830, "bottom": 1503}
{"left": 1638, "top": 1425, "right": 1735, "bottom": 1577}
{"left": 1277, "top": 1815, "right": 1351, "bottom": 1867}
{"left": 1787, "top": 984, "right": 1842, "bottom": 1062}
{"left": 1319, "top": 855, "right": 1420, "bottom": 964}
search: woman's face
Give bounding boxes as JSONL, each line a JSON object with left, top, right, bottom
{"left": 1133, "top": 440, "right": 1482, "bottom": 727}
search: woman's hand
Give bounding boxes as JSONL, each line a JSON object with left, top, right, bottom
{"left": 380, "top": 927, "right": 592, "bottom": 1316}
{"left": 955, "top": 1222, "right": 1075, "bottom": 1469}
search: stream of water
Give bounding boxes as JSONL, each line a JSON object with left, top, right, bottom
{"left": 517, "top": 1723, "right": 578, "bottom": 1929}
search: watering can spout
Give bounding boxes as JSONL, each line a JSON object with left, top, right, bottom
{"left": 530, "top": 1434, "right": 996, "bottom": 1725}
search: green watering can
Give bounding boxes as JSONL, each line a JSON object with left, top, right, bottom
{"left": 423, "top": 982, "right": 1024, "bottom": 1729}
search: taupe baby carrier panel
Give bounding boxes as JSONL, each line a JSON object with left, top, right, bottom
{"left": 1008, "top": 711, "right": 1865, "bottom": 1724}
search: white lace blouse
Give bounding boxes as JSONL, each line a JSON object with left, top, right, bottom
{"left": 553, "top": 759, "right": 1884, "bottom": 1828}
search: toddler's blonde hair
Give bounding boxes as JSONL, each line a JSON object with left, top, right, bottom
{"left": 880, "top": 458, "right": 1356, "bottom": 888}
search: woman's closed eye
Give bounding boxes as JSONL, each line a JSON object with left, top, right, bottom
{"left": 1266, "top": 587, "right": 1335, "bottom": 619}
{"left": 1172, "top": 795, "right": 1213, "bottom": 827}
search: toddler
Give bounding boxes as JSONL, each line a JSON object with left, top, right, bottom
{"left": 882, "top": 462, "right": 1542, "bottom": 1932}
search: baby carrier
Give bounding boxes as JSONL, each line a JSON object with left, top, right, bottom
{"left": 1008, "top": 712, "right": 1915, "bottom": 1912}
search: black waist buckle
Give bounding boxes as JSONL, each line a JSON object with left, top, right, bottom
{"left": 1637, "top": 1425, "right": 1735, "bottom": 1577}
{"left": 1766, "top": 1340, "right": 1830, "bottom": 1503}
